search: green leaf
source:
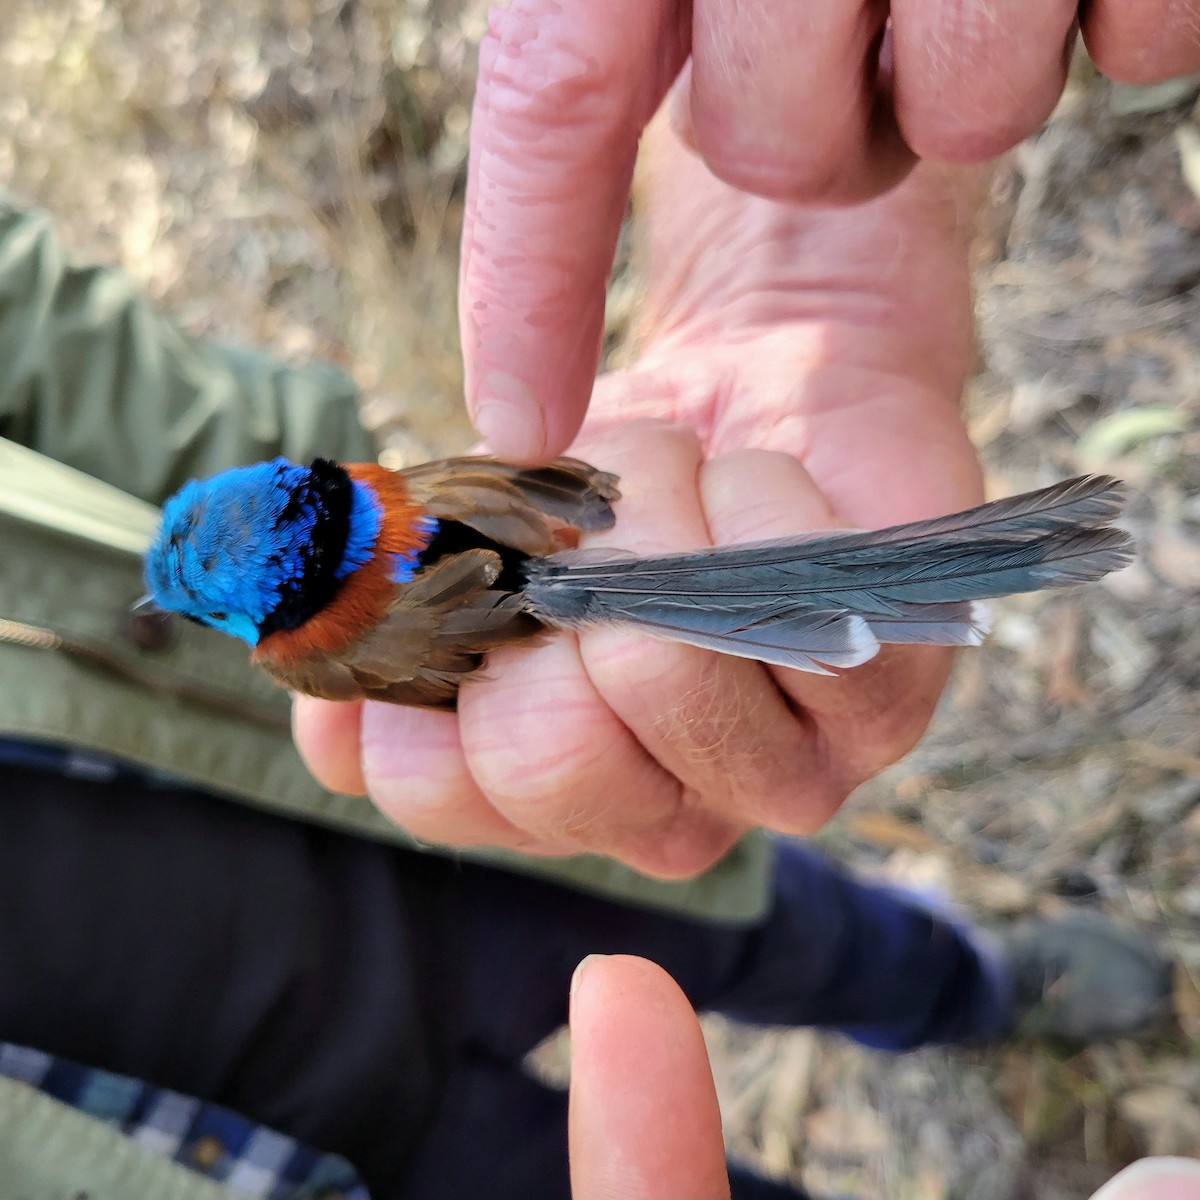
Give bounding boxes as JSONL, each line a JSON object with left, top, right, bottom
{"left": 1077, "top": 407, "right": 1188, "bottom": 465}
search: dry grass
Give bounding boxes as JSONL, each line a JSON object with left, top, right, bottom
{"left": 0, "top": 0, "right": 478, "bottom": 456}
{"left": 4, "top": 5, "right": 1198, "bottom": 1197}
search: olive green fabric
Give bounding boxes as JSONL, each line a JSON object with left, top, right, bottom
{"left": 0, "top": 198, "right": 375, "bottom": 502}
{"left": 0, "top": 1077, "right": 245, "bottom": 1200}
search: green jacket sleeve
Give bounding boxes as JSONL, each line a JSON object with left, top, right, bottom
{"left": 0, "top": 195, "right": 375, "bottom": 505}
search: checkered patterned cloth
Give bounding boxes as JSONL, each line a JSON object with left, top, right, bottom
{"left": 0, "top": 1042, "right": 371, "bottom": 1199}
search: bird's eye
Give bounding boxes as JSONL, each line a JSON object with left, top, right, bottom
{"left": 207, "top": 611, "right": 227, "bottom": 622}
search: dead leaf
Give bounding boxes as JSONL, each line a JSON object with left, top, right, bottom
{"left": 845, "top": 811, "right": 946, "bottom": 855}
{"left": 1044, "top": 602, "right": 1090, "bottom": 708}
{"left": 1118, "top": 1085, "right": 1200, "bottom": 1155}
{"left": 1178, "top": 122, "right": 1200, "bottom": 201}
{"left": 805, "top": 1105, "right": 892, "bottom": 1158}
{"left": 1173, "top": 961, "right": 1200, "bottom": 1044}
{"left": 1148, "top": 522, "right": 1200, "bottom": 589}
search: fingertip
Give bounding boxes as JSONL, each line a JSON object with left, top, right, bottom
{"left": 1082, "top": 1, "right": 1200, "bottom": 86}
{"left": 568, "top": 952, "right": 608, "bottom": 1025}
{"left": 467, "top": 335, "right": 599, "bottom": 464}
{"left": 569, "top": 954, "right": 684, "bottom": 1032}
{"left": 472, "top": 370, "right": 550, "bottom": 463}
{"left": 291, "top": 694, "right": 366, "bottom": 796}
{"left": 896, "top": 81, "right": 1065, "bottom": 166}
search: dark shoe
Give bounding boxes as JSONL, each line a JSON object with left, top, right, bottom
{"left": 1000, "top": 911, "right": 1173, "bottom": 1040}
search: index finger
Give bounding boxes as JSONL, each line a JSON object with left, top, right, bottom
{"left": 462, "top": 0, "right": 688, "bottom": 462}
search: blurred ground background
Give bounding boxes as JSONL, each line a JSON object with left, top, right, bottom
{"left": 2, "top": 2, "right": 1198, "bottom": 1197}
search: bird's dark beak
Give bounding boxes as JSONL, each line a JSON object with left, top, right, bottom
{"left": 124, "top": 595, "right": 178, "bottom": 652}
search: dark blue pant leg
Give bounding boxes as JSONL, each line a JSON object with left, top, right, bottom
{"left": 451, "top": 839, "right": 1011, "bottom": 1066}
{"left": 703, "top": 840, "right": 1013, "bottom": 1049}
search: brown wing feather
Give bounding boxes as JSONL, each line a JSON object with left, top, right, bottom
{"left": 258, "top": 655, "right": 369, "bottom": 702}
{"left": 400, "top": 456, "right": 619, "bottom": 555}
{"left": 270, "top": 549, "right": 537, "bottom": 709}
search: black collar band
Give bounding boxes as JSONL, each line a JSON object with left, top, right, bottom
{"left": 258, "top": 458, "right": 354, "bottom": 637}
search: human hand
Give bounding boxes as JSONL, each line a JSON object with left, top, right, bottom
{"left": 566, "top": 955, "right": 1200, "bottom": 1200}
{"left": 462, "top": 0, "right": 1200, "bottom": 461}
{"left": 294, "top": 122, "right": 984, "bottom": 877}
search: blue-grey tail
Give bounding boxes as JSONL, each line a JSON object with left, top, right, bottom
{"left": 522, "top": 475, "right": 1133, "bottom": 674}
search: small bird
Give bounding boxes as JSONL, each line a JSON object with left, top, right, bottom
{"left": 144, "top": 456, "right": 1133, "bottom": 709}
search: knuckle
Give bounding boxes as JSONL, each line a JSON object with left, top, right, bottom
{"left": 591, "top": 640, "right": 738, "bottom": 776}
{"left": 758, "top": 767, "right": 850, "bottom": 836}
{"left": 795, "top": 647, "right": 948, "bottom": 788}
{"left": 365, "top": 779, "right": 433, "bottom": 827}
{"left": 361, "top": 755, "right": 461, "bottom": 832}
{"left": 652, "top": 665, "right": 770, "bottom": 785}
{"left": 852, "top": 656, "right": 945, "bottom": 768}
{"left": 592, "top": 635, "right": 819, "bottom": 819}
{"left": 621, "top": 807, "right": 745, "bottom": 880}
{"left": 469, "top": 715, "right": 632, "bottom": 844}
{"left": 474, "top": 702, "right": 602, "bottom": 795}
{"left": 652, "top": 679, "right": 733, "bottom": 773}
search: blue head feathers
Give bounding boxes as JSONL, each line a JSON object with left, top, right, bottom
{"left": 145, "top": 457, "right": 383, "bottom": 644}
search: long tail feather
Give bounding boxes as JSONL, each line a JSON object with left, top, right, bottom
{"left": 523, "top": 475, "right": 1133, "bottom": 672}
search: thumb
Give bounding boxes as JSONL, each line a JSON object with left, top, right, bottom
{"left": 568, "top": 954, "right": 730, "bottom": 1199}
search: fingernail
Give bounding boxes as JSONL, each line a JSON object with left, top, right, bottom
{"left": 569, "top": 954, "right": 606, "bottom": 1021}
{"left": 1090, "top": 1158, "right": 1200, "bottom": 1200}
{"left": 474, "top": 370, "right": 546, "bottom": 462}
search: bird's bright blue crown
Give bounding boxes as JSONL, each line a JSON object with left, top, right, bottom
{"left": 145, "top": 458, "right": 394, "bottom": 644}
